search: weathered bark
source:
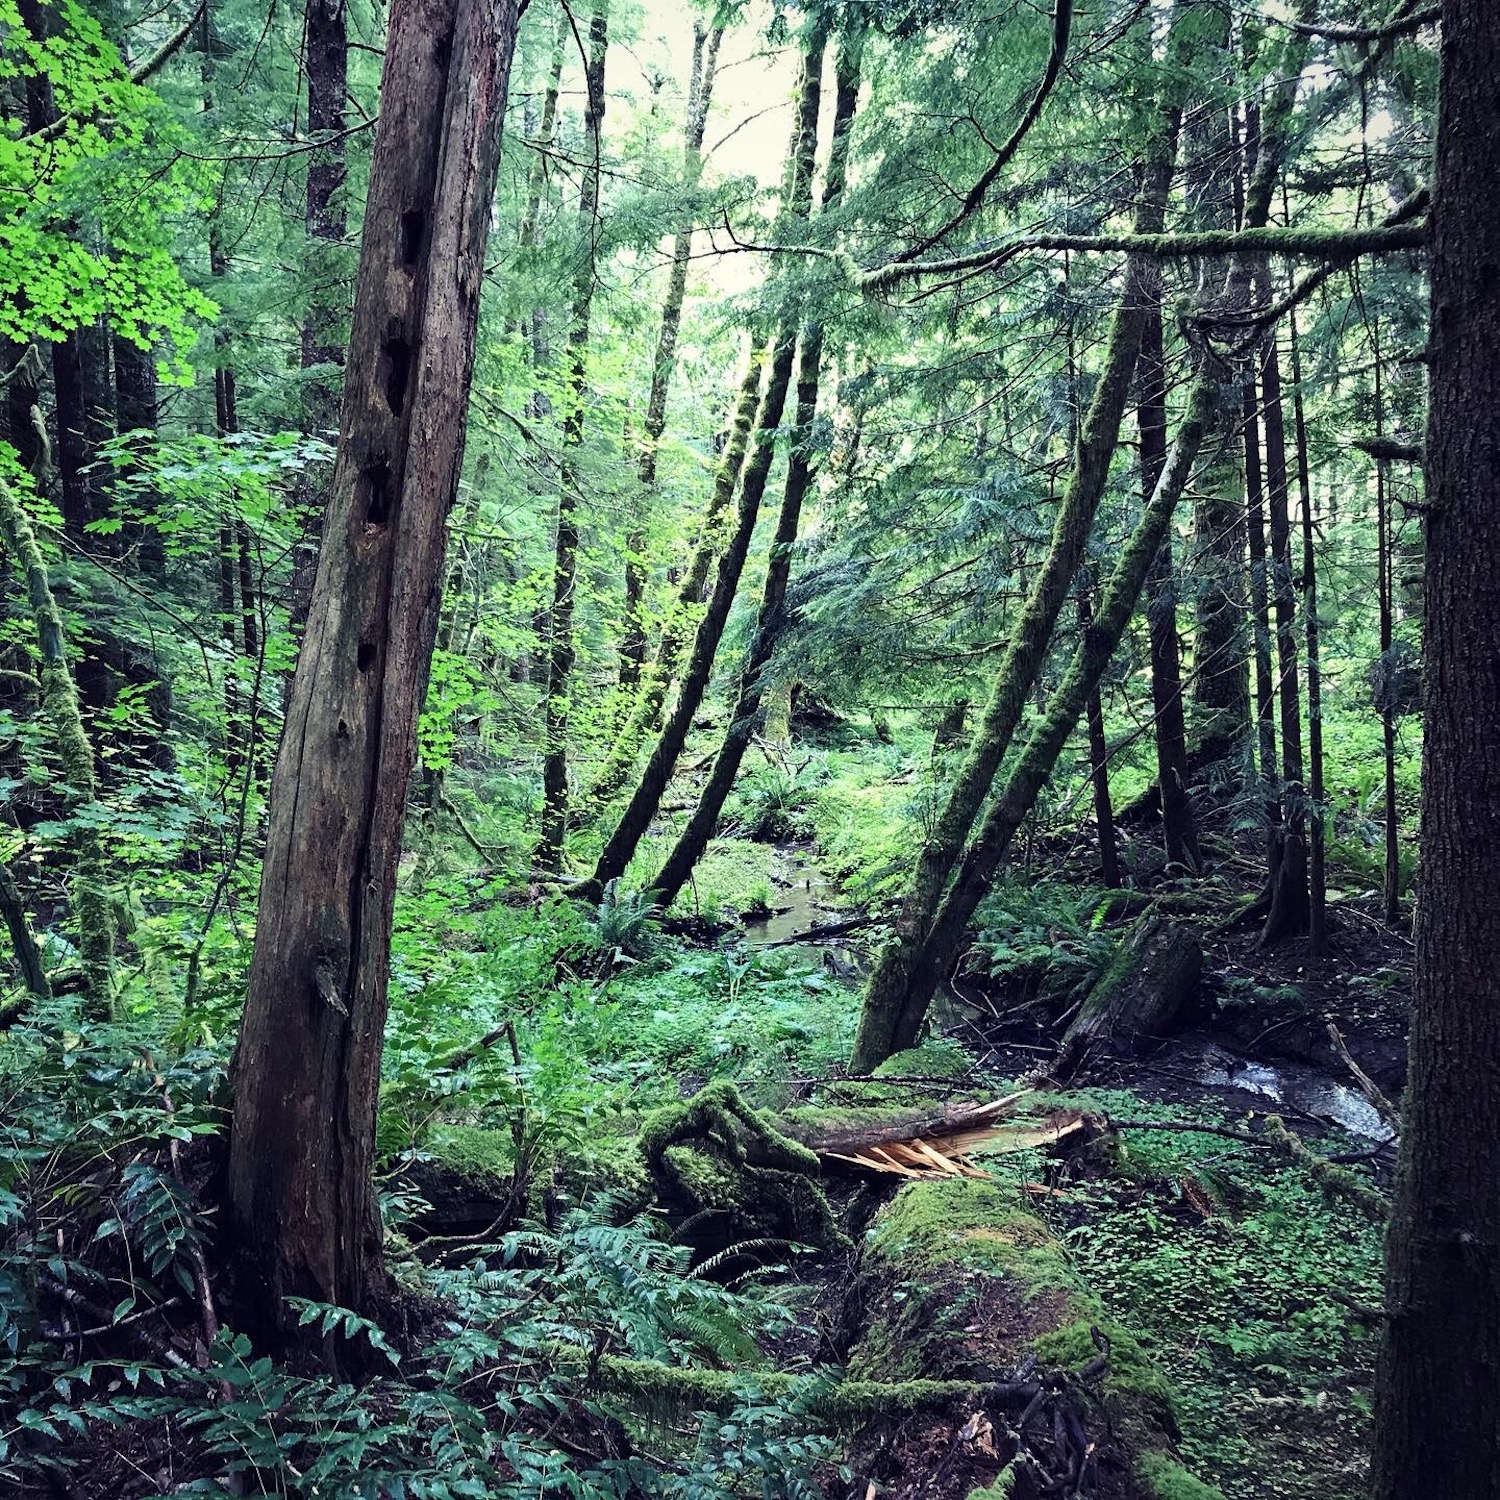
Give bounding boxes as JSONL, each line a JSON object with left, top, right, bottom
{"left": 871, "top": 369, "right": 1220, "bottom": 1061}
{"left": 533, "top": 0, "right": 608, "bottom": 874}
{"left": 580, "top": 26, "right": 830, "bottom": 898}
{"left": 1287, "top": 298, "right": 1327, "bottom": 953}
{"left": 0, "top": 477, "right": 114, "bottom": 1010}
{"left": 1374, "top": 12, "right": 1500, "bottom": 1485}
{"left": 621, "top": 20, "right": 725, "bottom": 688}
{"left": 52, "top": 322, "right": 114, "bottom": 542}
{"left": 1076, "top": 575, "right": 1121, "bottom": 888}
{"left": 288, "top": 0, "right": 351, "bottom": 628}
{"left": 226, "top": 0, "right": 518, "bottom": 1340}
{"left": 1374, "top": 5, "right": 1500, "bottom": 1488}
{"left": 1243, "top": 372, "right": 1279, "bottom": 803}
{"left": 850, "top": 116, "right": 1182, "bottom": 1072}
{"left": 1056, "top": 915, "right": 1202, "bottom": 1077}
{"left": 1139, "top": 300, "right": 1200, "bottom": 873}
{"left": 645, "top": 24, "right": 863, "bottom": 911}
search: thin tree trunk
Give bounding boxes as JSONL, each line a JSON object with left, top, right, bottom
{"left": 884, "top": 370, "right": 1220, "bottom": 1054}
{"left": 1257, "top": 313, "right": 1309, "bottom": 945}
{"left": 1373, "top": 3, "right": 1500, "bottom": 1487}
{"left": 579, "top": 25, "right": 830, "bottom": 899}
{"left": 4, "top": 343, "right": 48, "bottom": 481}
{"left": 1371, "top": 320, "right": 1401, "bottom": 924}
{"left": 0, "top": 477, "right": 114, "bottom": 1010}
{"left": 581, "top": 341, "right": 766, "bottom": 813}
{"left": 644, "top": 24, "right": 862, "bottom": 911}
{"left": 226, "top": 0, "right": 518, "bottom": 1344}
{"left": 1076, "top": 575, "right": 1120, "bottom": 887}
{"left": 288, "top": 0, "right": 350, "bottom": 628}
{"left": 1139, "top": 299, "right": 1200, "bottom": 873}
{"left": 113, "top": 335, "right": 163, "bottom": 575}
{"left": 1244, "top": 376, "right": 1279, "bottom": 800}
{"left": 0, "top": 857, "right": 50, "bottom": 1005}
{"left": 533, "top": 0, "right": 609, "bottom": 874}
{"left": 1287, "top": 297, "right": 1326, "bottom": 953}
{"left": 622, "top": 20, "right": 726, "bottom": 688}
{"left": 851, "top": 109, "right": 1182, "bottom": 1072}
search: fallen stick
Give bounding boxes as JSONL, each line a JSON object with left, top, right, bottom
{"left": 1325, "top": 1022, "right": 1401, "bottom": 1132}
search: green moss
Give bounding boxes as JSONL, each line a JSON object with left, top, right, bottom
{"left": 1033, "top": 1317, "right": 1177, "bottom": 1447}
{"left": 867, "top": 1181, "right": 1080, "bottom": 1299}
{"left": 426, "top": 1125, "right": 514, "bottom": 1183}
{"left": 1136, "top": 1453, "right": 1228, "bottom": 1500}
{"left": 967, "top": 1466, "right": 1018, "bottom": 1500}
{"left": 873, "top": 1039, "right": 976, "bottom": 1079}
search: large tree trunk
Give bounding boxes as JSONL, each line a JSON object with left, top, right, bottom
{"left": 644, "top": 25, "right": 863, "bottom": 911}
{"left": 226, "top": 0, "right": 518, "bottom": 1343}
{"left": 1372, "top": 3, "right": 1500, "bottom": 1490}
{"left": 850, "top": 104, "right": 1183, "bottom": 1072}
{"left": 876, "top": 370, "right": 1220, "bottom": 1058}
{"left": 580, "top": 25, "right": 829, "bottom": 899}
{"left": 621, "top": 20, "right": 726, "bottom": 689}
{"left": 532, "top": 0, "right": 609, "bottom": 874}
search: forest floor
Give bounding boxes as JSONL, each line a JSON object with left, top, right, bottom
{"left": 0, "top": 731, "right": 1411, "bottom": 1500}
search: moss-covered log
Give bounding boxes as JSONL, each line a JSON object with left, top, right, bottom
{"left": 640, "top": 1080, "right": 850, "bottom": 1255}
{"left": 1055, "top": 915, "right": 1201, "bottom": 1077}
{"left": 846, "top": 1176, "right": 1223, "bottom": 1499}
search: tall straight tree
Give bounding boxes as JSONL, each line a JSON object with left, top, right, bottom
{"left": 226, "top": 0, "right": 519, "bottom": 1339}
{"left": 1373, "top": 0, "right": 1500, "bottom": 1490}
{"left": 533, "top": 0, "right": 609, "bottom": 874}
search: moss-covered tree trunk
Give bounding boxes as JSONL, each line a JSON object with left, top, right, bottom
{"left": 580, "top": 25, "right": 829, "bottom": 898}
{"left": 645, "top": 25, "right": 863, "bottom": 911}
{"left": 621, "top": 19, "right": 725, "bottom": 689}
{"left": 851, "top": 108, "right": 1183, "bottom": 1072}
{"left": 1372, "top": 2, "right": 1500, "bottom": 1489}
{"left": 226, "top": 0, "right": 518, "bottom": 1342}
{"left": 533, "top": 0, "right": 609, "bottom": 875}
{"left": 883, "top": 369, "right": 1220, "bottom": 1056}
{"left": 0, "top": 477, "right": 114, "bottom": 1011}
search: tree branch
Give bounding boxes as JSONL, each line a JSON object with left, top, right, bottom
{"left": 1290, "top": 3, "right": 1441, "bottom": 43}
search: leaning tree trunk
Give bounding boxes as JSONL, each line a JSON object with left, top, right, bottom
{"left": 1372, "top": 3, "right": 1500, "bottom": 1491}
{"left": 1374, "top": 5, "right": 1500, "bottom": 1488}
{"left": 645, "top": 24, "right": 863, "bottom": 911}
{"left": 533, "top": 0, "right": 609, "bottom": 875}
{"left": 580, "top": 340, "right": 766, "bottom": 816}
{"left": 877, "top": 369, "right": 1219, "bottom": 1060}
{"left": 579, "top": 25, "right": 829, "bottom": 899}
{"left": 620, "top": 19, "right": 725, "bottom": 688}
{"left": 851, "top": 108, "right": 1183, "bottom": 1072}
{"left": 226, "top": 0, "right": 518, "bottom": 1343}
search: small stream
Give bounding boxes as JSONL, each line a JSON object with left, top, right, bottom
{"left": 735, "top": 844, "right": 1393, "bottom": 1142}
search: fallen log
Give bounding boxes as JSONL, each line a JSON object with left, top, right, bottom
{"left": 1055, "top": 914, "right": 1201, "bottom": 1078}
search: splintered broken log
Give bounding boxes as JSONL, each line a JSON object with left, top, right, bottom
{"left": 1055, "top": 914, "right": 1201, "bottom": 1078}
{"left": 776, "top": 1091, "right": 1089, "bottom": 1181}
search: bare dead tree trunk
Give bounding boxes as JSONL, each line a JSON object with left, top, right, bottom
{"left": 226, "top": 0, "right": 518, "bottom": 1344}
